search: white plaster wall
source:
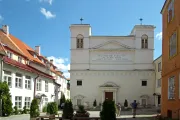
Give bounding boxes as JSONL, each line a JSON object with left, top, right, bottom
{"left": 3, "top": 63, "right": 55, "bottom": 110}
{"left": 70, "top": 71, "right": 155, "bottom": 107}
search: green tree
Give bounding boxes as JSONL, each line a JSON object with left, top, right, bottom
{"left": 47, "top": 102, "right": 58, "bottom": 115}
{"left": 0, "top": 81, "right": 13, "bottom": 116}
{"left": 124, "top": 99, "right": 128, "bottom": 108}
{"left": 62, "top": 99, "right": 74, "bottom": 119}
{"left": 100, "top": 99, "right": 116, "bottom": 120}
{"left": 93, "top": 99, "right": 97, "bottom": 107}
{"left": 60, "top": 93, "right": 66, "bottom": 108}
{"left": 30, "top": 98, "right": 40, "bottom": 118}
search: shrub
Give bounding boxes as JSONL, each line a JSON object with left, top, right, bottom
{"left": 124, "top": 99, "right": 128, "bottom": 108}
{"left": 62, "top": 99, "right": 74, "bottom": 119}
{"left": 30, "top": 98, "right": 40, "bottom": 118}
{"left": 14, "top": 106, "right": 18, "bottom": 115}
{"left": 60, "top": 93, "right": 66, "bottom": 108}
{"left": 0, "top": 81, "right": 13, "bottom": 116}
{"left": 93, "top": 99, "right": 97, "bottom": 107}
{"left": 47, "top": 102, "right": 58, "bottom": 115}
{"left": 100, "top": 99, "right": 116, "bottom": 120}
{"left": 74, "top": 105, "right": 90, "bottom": 117}
{"left": 42, "top": 105, "right": 47, "bottom": 112}
{"left": 23, "top": 106, "right": 27, "bottom": 114}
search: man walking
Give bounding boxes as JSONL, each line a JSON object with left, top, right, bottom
{"left": 131, "top": 100, "right": 137, "bottom": 118}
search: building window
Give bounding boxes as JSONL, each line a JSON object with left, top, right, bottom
{"left": 168, "top": 76, "right": 175, "bottom": 99}
{"left": 44, "top": 98, "right": 48, "bottom": 105}
{"left": 76, "top": 34, "right": 84, "bottom": 48}
{"left": 142, "top": 80, "right": 147, "bottom": 86}
{"left": 141, "top": 34, "right": 148, "bottom": 49}
{"left": 77, "top": 99, "right": 82, "bottom": 105}
{"left": 15, "top": 96, "right": 22, "bottom": 109}
{"left": 3, "top": 70, "right": 12, "bottom": 87}
{"left": 168, "top": 0, "right": 174, "bottom": 23}
{"left": 45, "top": 81, "right": 48, "bottom": 92}
{"left": 24, "top": 97, "right": 31, "bottom": 109}
{"left": 18, "top": 56, "right": 22, "bottom": 63}
{"left": 169, "top": 32, "right": 177, "bottom": 58}
{"left": 7, "top": 51, "right": 12, "bottom": 58}
{"left": 15, "top": 73, "right": 22, "bottom": 88}
{"left": 36, "top": 79, "right": 41, "bottom": 91}
{"left": 157, "top": 79, "right": 161, "bottom": 88}
{"left": 77, "top": 80, "right": 82, "bottom": 86}
{"left": 34, "top": 54, "right": 37, "bottom": 58}
{"left": 158, "top": 62, "right": 161, "bottom": 72}
{"left": 25, "top": 76, "right": 31, "bottom": 89}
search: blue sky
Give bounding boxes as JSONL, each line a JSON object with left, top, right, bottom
{"left": 0, "top": 0, "right": 164, "bottom": 77}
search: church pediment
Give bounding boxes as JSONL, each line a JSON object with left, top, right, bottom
{"left": 100, "top": 82, "right": 119, "bottom": 88}
{"left": 91, "top": 40, "right": 134, "bottom": 50}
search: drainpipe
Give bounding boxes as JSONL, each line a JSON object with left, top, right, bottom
{"left": 33, "top": 75, "right": 39, "bottom": 99}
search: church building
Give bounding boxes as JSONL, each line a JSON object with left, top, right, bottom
{"left": 69, "top": 24, "right": 156, "bottom": 108}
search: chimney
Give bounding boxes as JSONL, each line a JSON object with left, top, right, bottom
{"left": 35, "top": 46, "right": 40, "bottom": 55}
{"left": 2, "top": 25, "right": 9, "bottom": 36}
{"left": 50, "top": 59, "right": 53, "bottom": 64}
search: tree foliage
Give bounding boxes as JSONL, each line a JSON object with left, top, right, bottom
{"left": 62, "top": 99, "right": 74, "bottom": 119}
{"left": 100, "top": 99, "right": 116, "bottom": 120}
{"left": 30, "top": 98, "right": 40, "bottom": 118}
{"left": 47, "top": 102, "right": 58, "bottom": 115}
{"left": 60, "top": 92, "right": 66, "bottom": 107}
{"left": 124, "top": 99, "right": 128, "bottom": 107}
{"left": 0, "top": 81, "right": 13, "bottom": 116}
{"left": 93, "top": 99, "right": 97, "bottom": 107}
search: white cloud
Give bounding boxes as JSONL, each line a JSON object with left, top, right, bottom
{"left": 0, "top": 15, "right": 3, "bottom": 23}
{"left": 47, "top": 56, "right": 70, "bottom": 78}
{"left": 39, "top": 0, "right": 53, "bottom": 5}
{"left": 40, "top": 8, "right": 56, "bottom": 19}
{"left": 156, "top": 32, "right": 162, "bottom": 40}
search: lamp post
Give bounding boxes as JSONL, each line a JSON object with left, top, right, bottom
{"left": 153, "top": 93, "right": 156, "bottom": 106}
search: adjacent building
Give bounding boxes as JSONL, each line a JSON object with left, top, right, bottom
{"left": 153, "top": 55, "right": 162, "bottom": 107}
{"left": 0, "top": 25, "right": 70, "bottom": 111}
{"left": 161, "top": 0, "right": 180, "bottom": 118}
{"left": 69, "top": 24, "right": 156, "bottom": 109}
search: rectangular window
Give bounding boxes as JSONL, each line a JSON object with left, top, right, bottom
{"left": 77, "top": 80, "right": 82, "bottom": 86}
{"left": 7, "top": 51, "right": 12, "bottom": 58}
{"left": 36, "top": 79, "right": 41, "bottom": 91}
{"left": 45, "top": 81, "right": 48, "bottom": 92}
{"left": 77, "top": 99, "right": 82, "bottom": 105}
{"left": 77, "top": 39, "right": 83, "bottom": 48}
{"left": 15, "top": 96, "right": 22, "bottom": 109}
{"left": 158, "top": 62, "right": 161, "bottom": 72}
{"left": 3, "top": 70, "right": 12, "bottom": 87}
{"left": 169, "top": 32, "right": 177, "bottom": 57}
{"left": 168, "top": 0, "right": 174, "bottom": 23}
{"left": 142, "top": 80, "right": 147, "bottom": 86}
{"left": 25, "top": 76, "right": 31, "bottom": 89}
{"left": 15, "top": 73, "right": 22, "bottom": 88}
{"left": 157, "top": 79, "right": 161, "bottom": 88}
{"left": 18, "top": 56, "right": 22, "bottom": 63}
{"left": 24, "top": 97, "right": 31, "bottom": 109}
{"left": 168, "top": 76, "right": 175, "bottom": 100}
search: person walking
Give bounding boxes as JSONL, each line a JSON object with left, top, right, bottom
{"left": 131, "top": 100, "right": 137, "bottom": 118}
{"left": 116, "top": 103, "right": 121, "bottom": 117}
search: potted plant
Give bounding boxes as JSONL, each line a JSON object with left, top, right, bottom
{"left": 30, "top": 98, "right": 40, "bottom": 120}
{"left": 100, "top": 99, "right": 116, "bottom": 120}
{"left": 47, "top": 102, "right": 58, "bottom": 119}
{"left": 74, "top": 105, "right": 90, "bottom": 120}
{"left": 124, "top": 99, "right": 128, "bottom": 109}
{"left": 62, "top": 99, "right": 74, "bottom": 119}
{"left": 93, "top": 99, "right": 97, "bottom": 109}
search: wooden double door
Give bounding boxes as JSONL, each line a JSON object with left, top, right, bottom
{"left": 105, "top": 92, "right": 113, "bottom": 101}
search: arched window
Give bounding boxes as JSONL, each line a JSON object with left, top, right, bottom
{"left": 141, "top": 34, "right": 148, "bottom": 49}
{"left": 76, "top": 34, "right": 84, "bottom": 48}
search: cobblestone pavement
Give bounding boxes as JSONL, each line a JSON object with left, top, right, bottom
{"left": 0, "top": 108, "right": 158, "bottom": 120}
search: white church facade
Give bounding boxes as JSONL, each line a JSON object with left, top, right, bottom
{"left": 69, "top": 24, "right": 156, "bottom": 108}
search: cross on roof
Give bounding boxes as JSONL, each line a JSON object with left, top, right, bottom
{"left": 139, "top": 18, "right": 143, "bottom": 25}
{"left": 80, "top": 17, "right": 83, "bottom": 24}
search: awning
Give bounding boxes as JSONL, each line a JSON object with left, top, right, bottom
{"left": 35, "top": 93, "right": 47, "bottom": 98}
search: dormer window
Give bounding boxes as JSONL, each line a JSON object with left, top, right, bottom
{"left": 76, "top": 34, "right": 84, "bottom": 48}
{"left": 7, "top": 51, "right": 12, "bottom": 58}
{"left": 141, "top": 34, "right": 148, "bottom": 49}
{"left": 33, "top": 54, "right": 37, "bottom": 58}
{"left": 18, "top": 56, "right": 22, "bottom": 63}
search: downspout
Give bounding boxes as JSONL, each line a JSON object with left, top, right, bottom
{"left": 33, "top": 75, "right": 39, "bottom": 99}
{"left": 0, "top": 56, "right": 4, "bottom": 82}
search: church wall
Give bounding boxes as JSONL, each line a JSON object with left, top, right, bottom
{"left": 70, "top": 70, "right": 155, "bottom": 107}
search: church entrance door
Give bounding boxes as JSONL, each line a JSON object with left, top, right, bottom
{"left": 105, "top": 92, "right": 113, "bottom": 101}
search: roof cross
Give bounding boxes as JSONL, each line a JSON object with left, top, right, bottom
{"left": 80, "top": 17, "right": 83, "bottom": 24}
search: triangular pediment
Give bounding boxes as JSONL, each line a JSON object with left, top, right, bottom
{"left": 91, "top": 40, "right": 133, "bottom": 50}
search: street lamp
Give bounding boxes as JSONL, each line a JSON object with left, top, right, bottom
{"left": 153, "top": 93, "right": 156, "bottom": 106}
